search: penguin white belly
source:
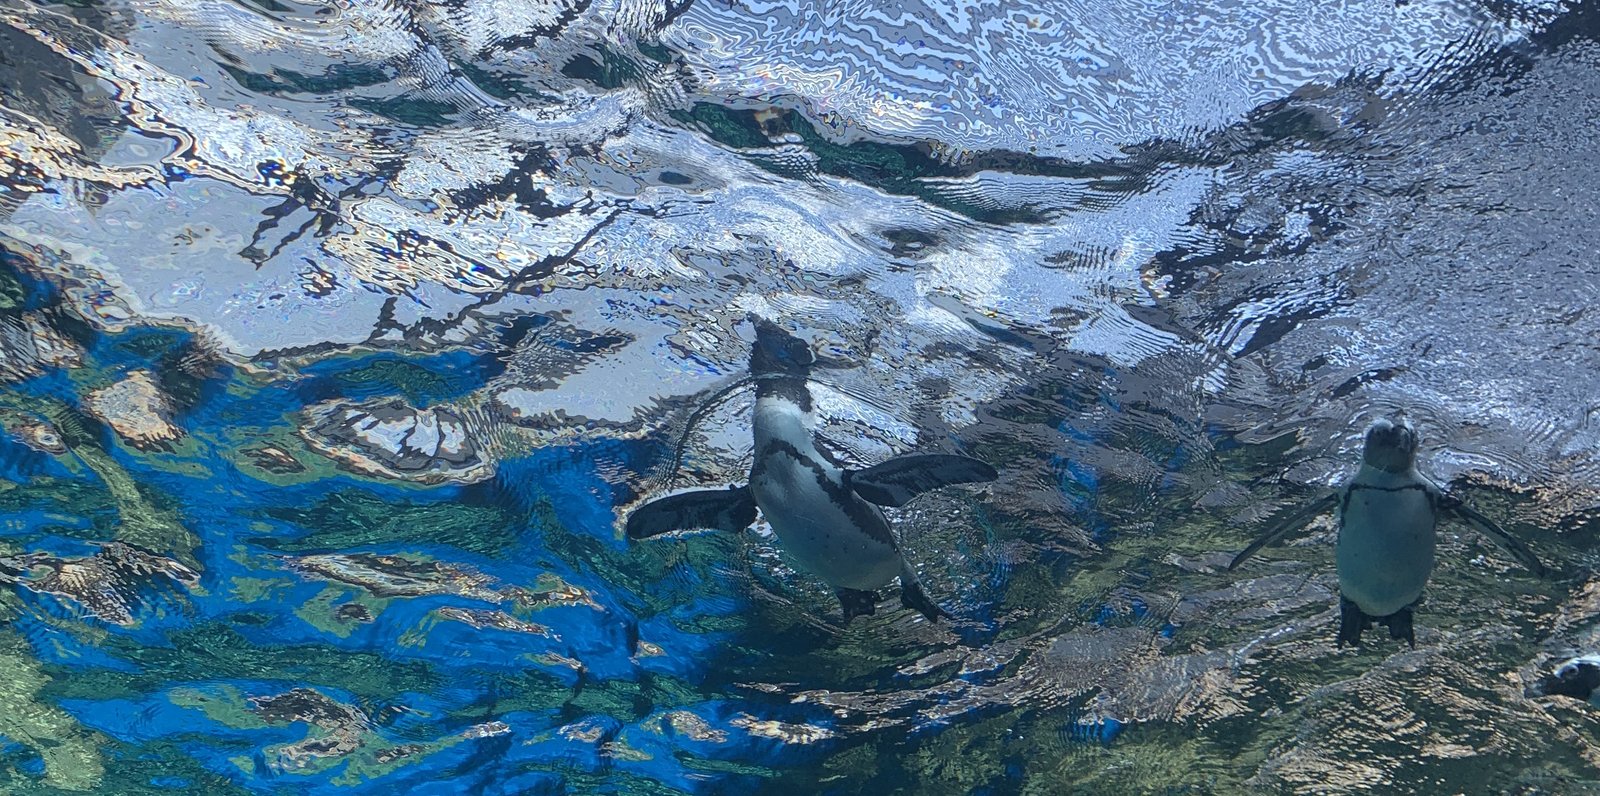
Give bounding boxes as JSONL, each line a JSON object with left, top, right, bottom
{"left": 1336, "top": 486, "right": 1437, "bottom": 616}
{"left": 750, "top": 456, "right": 901, "bottom": 591}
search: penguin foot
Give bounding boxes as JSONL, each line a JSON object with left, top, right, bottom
{"left": 1337, "top": 597, "right": 1368, "bottom": 648}
{"left": 1380, "top": 607, "right": 1416, "bottom": 648}
{"left": 1339, "top": 598, "right": 1419, "bottom": 648}
{"left": 900, "top": 579, "right": 951, "bottom": 623}
{"left": 836, "top": 588, "right": 879, "bottom": 624}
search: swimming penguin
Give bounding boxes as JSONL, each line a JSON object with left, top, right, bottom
{"left": 1229, "top": 414, "right": 1546, "bottom": 647}
{"left": 626, "top": 317, "right": 998, "bottom": 623}
{"left": 1526, "top": 656, "right": 1600, "bottom": 707}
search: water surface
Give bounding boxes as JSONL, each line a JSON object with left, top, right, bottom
{"left": 3, "top": 0, "right": 1600, "bottom": 792}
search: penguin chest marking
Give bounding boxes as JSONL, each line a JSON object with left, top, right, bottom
{"left": 749, "top": 400, "right": 900, "bottom": 590}
{"left": 1336, "top": 478, "right": 1438, "bottom": 616}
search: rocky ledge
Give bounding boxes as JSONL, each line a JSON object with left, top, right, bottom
{"left": 0, "top": 311, "right": 83, "bottom": 383}
{"left": 0, "top": 541, "right": 200, "bottom": 625}
{"left": 83, "top": 369, "right": 183, "bottom": 450}
{"left": 300, "top": 398, "right": 493, "bottom": 484}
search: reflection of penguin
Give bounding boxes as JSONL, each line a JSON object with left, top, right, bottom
{"left": 1230, "top": 414, "right": 1546, "bottom": 647}
{"left": 627, "top": 317, "right": 997, "bottom": 623}
{"left": 1526, "top": 656, "right": 1600, "bottom": 707}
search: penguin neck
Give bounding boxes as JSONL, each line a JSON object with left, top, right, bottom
{"left": 1354, "top": 461, "right": 1419, "bottom": 485}
{"left": 753, "top": 373, "right": 812, "bottom": 411}
{"left": 753, "top": 377, "right": 817, "bottom": 453}
{"left": 1362, "top": 446, "right": 1417, "bottom": 475}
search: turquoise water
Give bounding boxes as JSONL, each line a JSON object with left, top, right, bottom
{"left": 4, "top": 0, "right": 1600, "bottom": 793}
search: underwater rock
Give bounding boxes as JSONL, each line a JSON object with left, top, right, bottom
{"left": 374, "top": 744, "right": 424, "bottom": 764}
{"left": 0, "top": 311, "right": 82, "bottom": 382}
{"left": 250, "top": 688, "right": 368, "bottom": 772}
{"left": 0, "top": 542, "right": 199, "bottom": 625}
{"left": 243, "top": 443, "right": 306, "bottom": 474}
{"left": 664, "top": 711, "right": 728, "bottom": 743}
{"left": 287, "top": 553, "right": 504, "bottom": 602}
{"left": 164, "top": 331, "right": 228, "bottom": 382}
{"left": 1078, "top": 647, "right": 1250, "bottom": 726}
{"left": 334, "top": 602, "right": 374, "bottom": 623}
{"left": 503, "top": 581, "right": 604, "bottom": 612}
{"left": 437, "top": 606, "right": 553, "bottom": 637}
{"left": 774, "top": 585, "right": 1287, "bottom": 736}
{"left": 7, "top": 418, "right": 67, "bottom": 454}
{"left": 461, "top": 721, "right": 511, "bottom": 739}
{"left": 213, "top": 685, "right": 512, "bottom": 779}
{"left": 301, "top": 398, "right": 493, "bottom": 484}
{"left": 729, "top": 714, "right": 835, "bottom": 744}
{"left": 557, "top": 718, "right": 615, "bottom": 743}
{"left": 1245, "top": 635, "right": 1576, "bottom": 792}
{"left": 83, "top": 369, "right": 183, "bottom": 450}
{"left": 287, "top": 553, "right": 605, "bottom": 637}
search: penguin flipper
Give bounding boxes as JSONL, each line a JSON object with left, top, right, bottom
{"left": 1443, "top": 497, "right": 1548, "bottom": 577}
{"left": 845, "top": 454, "right": 998, "bottom": 507}
{"left": 836, "top": 588, "right": 879, "bottom": 624}
{"left": 1228, "top": 491, "right": 1339, "bottom": 570}
{"left": 625, "top": 486, "right": 757, "bottom": 540}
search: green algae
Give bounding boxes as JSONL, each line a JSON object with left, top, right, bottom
{"left": 69, "top": 443, "right": 198, "bottom": 566}
{"left": 258, "top": 490, "right": 521, "bottom": 558}
{"left": 41, "top": 624, "right": 443, "bottom": 705}
{"left": 168, "top": 684, "right": 271, "bottom": 730}
{"left": 0, "top": 630, "right": 104, "bottom": 792}
{"left": 292, "top": 585, "right": 387, "bottom": 639}
{"left": 6, "top": 398, "right": 199, "bottom": 565}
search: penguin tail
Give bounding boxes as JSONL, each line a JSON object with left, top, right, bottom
{"left": 1338, "top": 596, "right": 1369, "bottom": 648}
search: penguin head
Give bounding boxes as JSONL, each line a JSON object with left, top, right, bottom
{"left": 1361, "top": 414, "right": 1419, "bottom": 472}
{"left": 1526, "top": 657, "right": 1600, "bottom": 703}
{"left": 748, "top": 316, "right": 815, "bottom": 377}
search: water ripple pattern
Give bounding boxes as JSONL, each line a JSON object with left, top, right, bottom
{"left": 1, "top": 0, "right": 1599, "bottom": 792}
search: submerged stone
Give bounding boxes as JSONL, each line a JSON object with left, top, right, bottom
{"left": 83, "top": 369, "right": 183, "bottom": 450}
{"left": 461, "top": 721, "right": 511, "bottom": 739}
{"left": 300, "top": 398, "right": 493, "bottom": 484}
{"left": 6, "top": 417, "right": 67, "bottom": 454}
{"left": 1, "top": 541, "right": 199, "bottom": 625}
{"left": 436, "top": 606, "right": 553, "bottom": 637}
{"left": 287, "top": 552, "right": 504, "bottom": 602}
{"left": 664, "top": 711, "right": 728, "bottom": 743}
{"left": 730, "top": 714, "right": 835, "bottom": 744}
{"left": 243, "top": 443, "right": 306, "bottom": 474}
{"left": 0, "top": 311, "right": 82, "bottom": 382}
{"left": 334, "top": 602, "right": 375, "bottom": 624}
{"left": 250, "top": 688, "right": 368, "bottom": 772}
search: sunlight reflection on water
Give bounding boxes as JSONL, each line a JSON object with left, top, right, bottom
{"left": 2, "top": 0, "right": 1600, "bottom": 792}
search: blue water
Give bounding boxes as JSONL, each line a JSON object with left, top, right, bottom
{"left": 4, "top": 0, "right": 1600, "bottom": 793}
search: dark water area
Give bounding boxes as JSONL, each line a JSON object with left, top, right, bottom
{"left": 3, "top": 0, "right": 1600, "bottom": 793}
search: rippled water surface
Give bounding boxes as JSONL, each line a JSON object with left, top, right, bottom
{"left": 3, "top": 0, "right": 1600, "bottom": 792}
